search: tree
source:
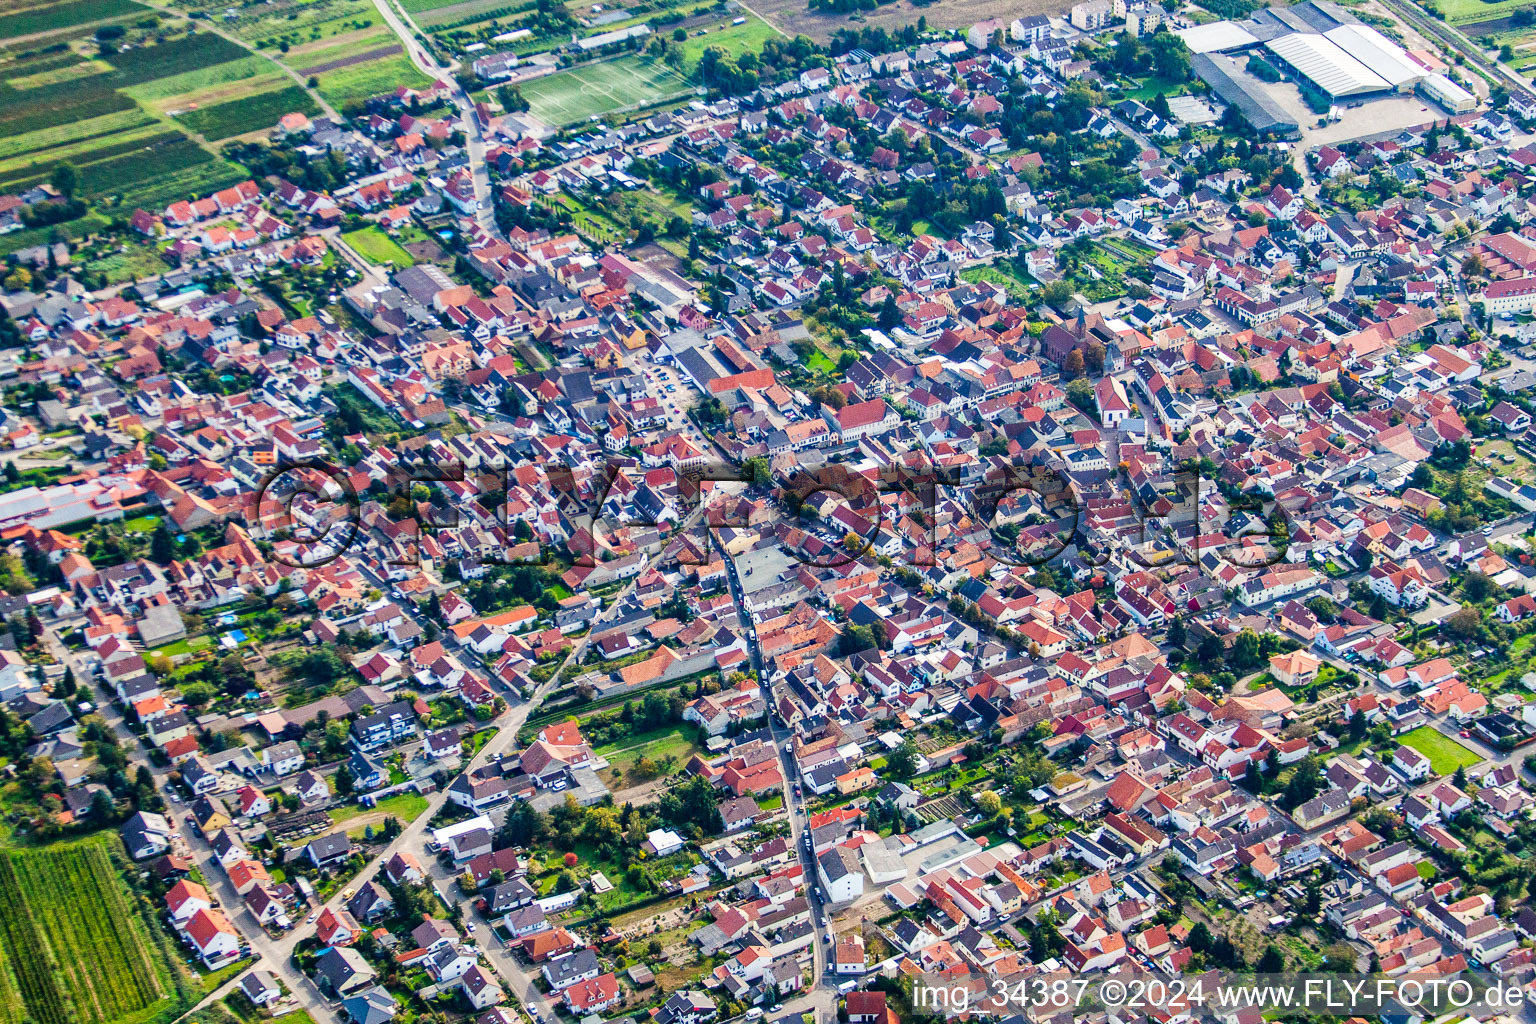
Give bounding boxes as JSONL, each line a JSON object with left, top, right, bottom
{"left": 1321, "top": 942, "right": 1358, "bottom": 974}
{"left": 1462, "top": 571, "right": 1495, "bottom": 602}
{"left": 49, "top": 162, "right": 79, "bottom": 199}
{"left": 1166, "top": 615, "right": 1187, "bottom": 649}
{"left": 1063, "top": 349, "right": 1086, "bottom": 380}
{"left": 658, "top": 775, "right": 725, "bottom": 835}
{"left": 150, "top": 523, "right": 177, "bottom": 565}
{"left": 1148, "top": 29, "right": 1190, "bottom": 79}
{"left": 1228, "top": 629, "right": 1264, "bottom": 673}
{"left": 1462, "top": 253, "right": 1485, "bottom": 279}
{"left": 1283, "top": 756, "right": 1322, "bottom": 809}
{"left": 1196, "top": 634, "right": 1225, "bottom": 669}
{"left": 742, "top": 456, "right": 772, "bottom": 488}
{"left": 975, "top": 790, "right": 1003, "bottom": 816}
{"left": 1066, "top": 378, "right": 1095, "bottom": 412}
{"left": 1445, "top": 605, "right": 1482, "bottom": 641}
{"left": 886, "top": 739, "right": 920, "bottom": 780}
{"left": 1255, "top": 945, "right": 1286, "bottom": 974}
{"left": 498, "top": 800, "right": 547, "bottom": 848}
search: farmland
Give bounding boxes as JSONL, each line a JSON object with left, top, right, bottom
{"left": 165, "top": 0, "right": 382, "bottom": 51}
{"left": 0, "top": 29, "right": 255, "bottom": 190}
{"left": 313, "top": 51, "right": 432, "bottom": 108}
{"left": 0, "top": 0, "right": 147, "bottom": 37}
{"left": 0, "top": 838, "right": 179, "bottom": 1024}
{"left": 176, "top": 84, "right": 319, "bottom": 140}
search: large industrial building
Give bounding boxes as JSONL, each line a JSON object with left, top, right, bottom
{"left": 1183, "top": 0, "right": 1471, "bottom": 122}
{"left": 1190, "top": 52, "right": 1300, "bottom": 136}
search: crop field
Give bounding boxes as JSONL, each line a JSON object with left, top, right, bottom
{"left": 122, "top": 54, "right": 274, "bottom": 103}
{"left": 177, "top": 83, "right": 318, "bottom": 138}
{"left": 168, "top": 0, "right": 382, "bottom": 51}
{"left": 917, "top": 793, "right": 967, "bottom": 823}
{"left": 0, "top": 839, "right": 177, "bottom": 1024}
{"left": 0, "top": 0, "right": 147, "bottom": 37}
{"left": 416, "top": 0, "right": 524, "bottom": 25}
{"left": 0, "top": 31, "right": 245, "bottom": 138}
{"left": 519, "top": 53, "right": 690, "bottom": 125}
{"left": 403, "top": 0, "right": 501, "bottom": 14}
{"left": 299, "top": 42, "right": 401, "bottom": 75}
{"left": 0, "top": 19, "right": 275, "bottom": 217}
{"left": 288, "top": 29, "right": 395, "bottom": 66}
{"left": 0, "top": 130, "right": 240, "bottom": 205}
{"left": 313, "top": 50, "right": 430, "bottom": 107}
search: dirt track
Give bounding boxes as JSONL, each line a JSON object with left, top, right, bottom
{"left": 750, "top": 0, "right": 1061, "bottom": 43}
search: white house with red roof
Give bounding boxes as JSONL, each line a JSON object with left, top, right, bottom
{"left": 165, "top": 879, "right": 212, "bottom": 924}
{"left": 182, "top": 908, "right": 242, "bottom": 966}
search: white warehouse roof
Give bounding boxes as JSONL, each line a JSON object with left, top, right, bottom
{"left": 1323, "top": 24, "right": 1425, "bottom": 88}
{"left": 1265, "top": 31, "right": 1390, "bottom": 97}
{"left": 1176, "top": 20, "right": 1260, "bottom": 53}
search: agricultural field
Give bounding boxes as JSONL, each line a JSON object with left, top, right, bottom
{"left": 312, "top": 51, "right": 431, "bottom": 108}
{"left": 341, "top": 225, "right": 416, "bottom": 267}
{"left": 165, "top": 0, "right": 381, "bottom": 52}
{"left": 0, "top": 22, "right": 279, "bottom": 215}
{"left": 0, "top": 0, "right": 146, "bottom": 37}
{"left": 0, "top": 837, "right": 180, "bottom": 1024}
{"left": 518, "top": 52, "right": 690, "bottom": 124}
{"left": 176, "top": 83, "right": 319, "bottom": 140}
{"left": 402, "top": 0, "right": 491, "bottom": 14}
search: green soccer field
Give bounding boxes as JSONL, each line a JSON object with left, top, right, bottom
{"left": 519, "top": 54, "right": 691, "bottom": 125}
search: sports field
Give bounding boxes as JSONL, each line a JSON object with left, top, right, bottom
{"left": 519, "top": 54, "right": 690, "bottom": 125}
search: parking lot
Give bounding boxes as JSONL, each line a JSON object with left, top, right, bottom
{"left": 636, "top": 353, "right": 713, "bottom": 452}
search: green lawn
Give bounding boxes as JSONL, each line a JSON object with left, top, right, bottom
{"left": 674, "top": 14, "right": 781, "bottom": 73}
{"left": 328, "top": 791, "right": 428, "bottom": 826}
{"left": 518, "top": 54, "right": 690, "bottom": 126}
{"left": 341, "top": 225, "right": 415, "bottom": 268}
{"left": 199, "top": 957, "right": 254, "bottom": 993}
{"left": 1121, "top": 73, "right": 1191, "bottom": 103}
{"left": 152, "top": 635, "right": 212, "bottom": 655}
{"left": 961, "top": 264, "right": 1034, "bottom": 301}
{"left": 1399, "top": 726, "right": 1483, "bottom": 775}
{"left": 594, "top": 723, "right": 703, "bottom": 788}
{"left": 1428, "top": 0, "right": 1536, "bottom": 24}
